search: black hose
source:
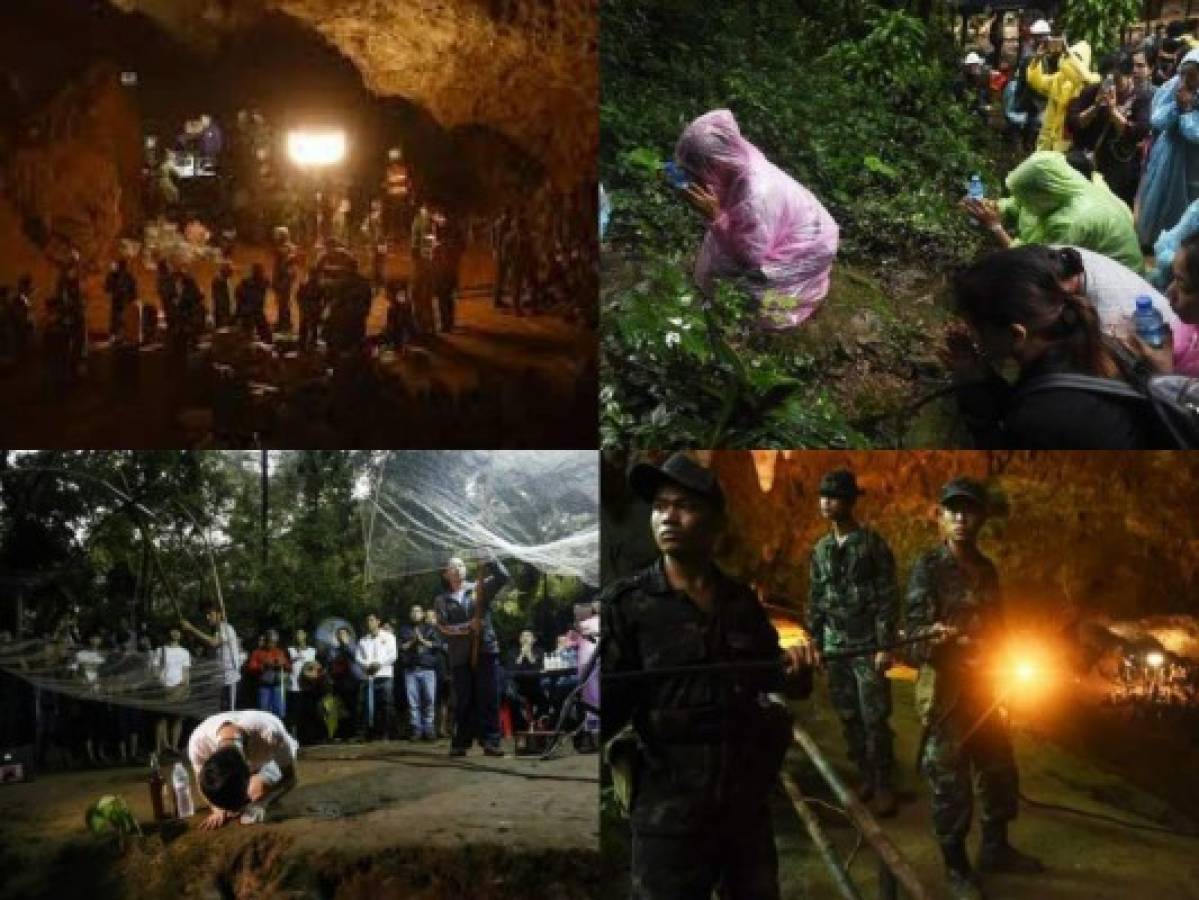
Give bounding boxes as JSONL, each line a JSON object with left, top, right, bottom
{"left": 1018, "top": 790, "right": 1199, "bottom": 839}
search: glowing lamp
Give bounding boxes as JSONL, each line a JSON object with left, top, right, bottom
{"left": 1146, "top": 651, "right": 1165, "bottom": 668}
{"left": 287, "top": 130, "right": 347, "bottom": 168}
{"left": 1014, "top": 660, "right": 1037, "bottom": 685}
{"left": 751, "top": 450, "right": 777, "bottom": 493}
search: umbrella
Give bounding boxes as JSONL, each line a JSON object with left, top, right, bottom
{"left": 315, "top": 617, "right": 356, "bottom": 654}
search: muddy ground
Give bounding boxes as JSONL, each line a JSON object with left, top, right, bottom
{"left": 0, "top": 738, "right": 605, "bottom": 900}
{"left": 603, "top": 675, "right": 1199, "bottom": 899}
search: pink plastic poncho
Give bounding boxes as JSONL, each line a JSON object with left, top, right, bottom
{"left": 675, "top": 109, "right": 840, "bottom": 329}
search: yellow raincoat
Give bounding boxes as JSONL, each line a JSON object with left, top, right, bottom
{"left": 1027, "top": 40, "right": 1100, "bottom": 151}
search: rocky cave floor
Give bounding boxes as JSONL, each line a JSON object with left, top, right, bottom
{"left": 0, "top": 738, "right": 604, "bottom": 900}
{"left": 600, "top": 674, "right": 1199, "bottom": 900}
{"left": 0, "top": 246, "right": 597, "bottom": 449}
{"left": 787, "top": 676, "right": 1199, "bottom": 899}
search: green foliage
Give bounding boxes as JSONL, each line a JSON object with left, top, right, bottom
{"left": 601, "top": 1, "right": 992, "bottom": 447}
{"left": 0, "top": 452, "right": 584, "bottom": 643}
{"left": 1060, "top": 0, "right": 1141, "bottom": 57}
{"left": 601, "top": 262, "right": 870, "bottom": 448}
{"left": 601, "top": 0, "right": 993, "bottom": 265}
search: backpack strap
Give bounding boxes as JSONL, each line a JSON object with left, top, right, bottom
{"left": 1015, "top": 373, "right": 1146, "bottom": 403}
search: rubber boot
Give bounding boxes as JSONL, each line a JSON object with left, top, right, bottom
{"left": 872, "top": 765, "right": 897, "bottom": 818}
{"left": 941, "top": 841, "right": 986, "bottom": 900}
{"left": 977, "top": 820, "right": 1045, "bottom": 874}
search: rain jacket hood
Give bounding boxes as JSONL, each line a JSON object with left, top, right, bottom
{"left": 1005, "top": 151, "right": 1089, "bottom": 217}
{"left": 1135, "top": 47, "right": 1199, "bottom": 247}
{"left": 1060, "top": 41, "right": 1100, "bottom": 87}
{"left": 1028, "top": 40, "right": 1100, "bottom": 151}
{"left": 674, "top": 109, "right": 840, "bottom": 329}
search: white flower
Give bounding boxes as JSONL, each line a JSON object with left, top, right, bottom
{"left": 664, "top": 331, "right": 681, "bottom": 348}
{"left": 667, "top": 317, "right": 684, "bottom": 326}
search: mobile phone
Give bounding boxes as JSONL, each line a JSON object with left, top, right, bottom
{"left": 663, "top": 160, "right": 691, "bottom": 190}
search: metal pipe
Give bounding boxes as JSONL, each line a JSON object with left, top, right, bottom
{"left": 778, "top": 768, "right": 864, "bottom": 900}
{"left": 792, "top": 722, "right": 933, "bottom": 900}
{"left": 601, "top": 633, "right": 936, "bottom": 683}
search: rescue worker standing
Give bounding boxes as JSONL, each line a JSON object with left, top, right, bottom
{"left": 906, "top": 478, "right": 1043, "bottom": 900}
{"left": 602, "top": 453, "right": 811, "bottom": 900}
{"left": 807, "top": 469, "right": 899, "bottom": 817}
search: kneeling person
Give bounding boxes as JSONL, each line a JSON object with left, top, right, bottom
{"left": 188, "top": 710, "right": 299, "bottom": 829}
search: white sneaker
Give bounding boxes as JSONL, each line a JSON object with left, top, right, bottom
{"left": 239, "top": 803, "right": 266, "bottom": 825}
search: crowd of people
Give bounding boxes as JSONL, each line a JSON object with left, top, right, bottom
{"left": 0, "top": 557, "right": 599, "bottom": 773}
{"left": 656, "top": 14, "right": 1199, "bottom": 449}
{"left": 948, "top": 13, "right": 1199, "bottom": 448}
{"left": 1104, "top": 650, "right": 1199, "bottom": 725}
{"left": 0, "top": 102, "right": 599, "bottom": 404}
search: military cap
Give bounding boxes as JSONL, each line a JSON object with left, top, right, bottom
{"left": 939, "top": 477, "right": 989, "bottom": 510}
{"left": 629, "top": 452, "right": 725, "bottom": 508}
{"left": 818, "top": 469, "right": 863, "bottom": 500}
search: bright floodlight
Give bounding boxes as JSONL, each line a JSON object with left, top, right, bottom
{"left": 1146, "top": 651, "right": 1165, "bottom": 668}
{"left": 287, "top": 130, "right": 346, "bottom": 168}
{"left": 1014, "top": 660, "right": 1036, "bottom": 684}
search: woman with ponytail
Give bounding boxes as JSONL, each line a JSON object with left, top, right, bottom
{"left": 943, "top": 246, "right": 1170, "bottom": 448}
{"left": 1041, "top": 244, "right": 1199, "bottom": 373}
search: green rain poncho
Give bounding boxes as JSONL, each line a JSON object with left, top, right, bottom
{"left": 998, "top": 151, "right": 1144, "bottom": 271}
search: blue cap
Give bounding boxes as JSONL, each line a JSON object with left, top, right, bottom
{"left": 1136, "top": 296, "right": 1153, "bottom": 310}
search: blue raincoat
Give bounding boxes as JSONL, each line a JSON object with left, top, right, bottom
{"left": 1136, "top": 49, "right": 1199, "bottom": 248}
{"left": 1150, "top": 198, "right": 1199, "bottom": 289}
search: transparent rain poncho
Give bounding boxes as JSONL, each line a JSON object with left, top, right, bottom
{"left": 675, "top": 109, "right": 839, "bottom": 330}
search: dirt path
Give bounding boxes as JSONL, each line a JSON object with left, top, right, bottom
{"left": 775, "top": 676, "right": 1199, "bottom": 899}
{"left": 0, "top": 739, "right": 601, "bottom": 899}
{"left": 0, "top": 242, "right": 596, "bottom": 447}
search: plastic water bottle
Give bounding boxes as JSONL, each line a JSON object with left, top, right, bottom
{"left": 148, "top": 754, "right": 166, "bottom": 821}
{"left": 172, "top": 762, "right": 195, "bottom": 819}
{"left": 967, "top": 174, "right": 985, "bottom": 201}
{"left": 1133, "top": 295, "right": 1169, "bottom": 349}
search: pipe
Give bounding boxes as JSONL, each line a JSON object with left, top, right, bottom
{"left": 778, "top": 768, "right": 865, "bottom": 900}
{"left": 601, "top": 633, "right": 937, "bottom": 683}
{"left": 792, "top": 722, "right": 934, "bottom": 900}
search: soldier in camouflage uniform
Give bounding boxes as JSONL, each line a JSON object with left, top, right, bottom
{"left": 806, "top": 469, "right": 899, "bottom": 817}
{"left": 602, "top": 453, "right": 811, "bottom": 900}
{"left": 905, "top": 478, "right": 1043, "bottom": 900}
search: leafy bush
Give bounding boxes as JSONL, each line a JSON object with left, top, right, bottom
{"left": 1059, "top": 0, "right": 1141, "bottom": 57}
{"left": 601, "top": 0, "right": 995, "bottom": 267}
{"left": 601, "top": 0, "right": 996, "bottom": 448}
{"left": 601, "top": 261, "right": 870, "bottom": 449}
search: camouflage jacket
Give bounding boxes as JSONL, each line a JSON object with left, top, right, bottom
{"left": 905, "top": 543, "right": 1005, "bottom": 720}
{"left": 807, "top": 527, "right": 899, "bottom": 653}
{"left": 601, "top": 558, "right": 791, "bottom": 834}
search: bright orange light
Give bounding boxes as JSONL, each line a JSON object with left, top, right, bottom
{"left": 1146, "top": 651, "right": 1164, "bottom": 668}
{"left": 773, "top": 621, "right": 808, "bottom": 649}
{"left": 287, "top": 130, "right": 346, "bottom": 167}
{"left": 1015, "top": 660, "right": 1037, "bottom": 684}
{"left": 999, "top": 641, "right": 1056, "bottom": 703}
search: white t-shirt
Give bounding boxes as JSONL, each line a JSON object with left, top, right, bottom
{"left": 75, "top": 649, "right": 104, "bottom": 684}
{"left": 187, "top": 710, "right": 299, "bottom": 796}
{"left": 215, "top": 622, "right": 241, "bottom": 686}
{"left": 288, "top": 646, "right": 317, "bottom": 692}
{"left": 156, "top": 645, "right": 191, "bottom": 688}
{"left": 354, "top": 630, "right": 398, "bottom": 679}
